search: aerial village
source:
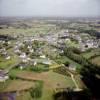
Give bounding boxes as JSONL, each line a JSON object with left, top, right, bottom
{"left": 0, "top": 18, "right": 100, "bottom": 100}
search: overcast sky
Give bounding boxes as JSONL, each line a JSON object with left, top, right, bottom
{"left": 0, "top": 0, "right": 100, "bottom": 17}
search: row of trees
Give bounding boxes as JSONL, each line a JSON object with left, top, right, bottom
{"left": 79, "top": 29, "right": 100, "bottom": 38}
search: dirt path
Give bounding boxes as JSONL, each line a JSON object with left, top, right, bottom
{"left": 65, "top": 69, "right": 81, "bottom": 90}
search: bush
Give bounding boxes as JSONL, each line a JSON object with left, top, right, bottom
{"left": 30, "top": 81, "right": 43, "bottom": 98}
{"left": 30, "top": 63, "right": 49, "bottom": 72}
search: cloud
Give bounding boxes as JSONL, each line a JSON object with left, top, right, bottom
{"left": 0, "top": 0, "right": 99, "bottom": 17}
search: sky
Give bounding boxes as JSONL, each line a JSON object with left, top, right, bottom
{"left": 0, "top": 0, "right": 100, "bottom": 17}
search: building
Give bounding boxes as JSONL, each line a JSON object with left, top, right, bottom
{"left": 0, "top": 70, "right": 9, "bottom": 82}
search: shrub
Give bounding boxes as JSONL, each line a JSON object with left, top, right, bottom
{"left": 30, "top": 81, "right": 43, "bottom": 98}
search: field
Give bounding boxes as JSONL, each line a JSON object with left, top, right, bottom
{"left": 0, "top": 56, "right": 17, "bottom": 70}
{"left": 2, "top": 80, "right": 34, "bottom": 93}
{"left": 82, "top": 49, "right": 100, "bottom": 59}
{"left": 16, "top": 70, "right": 75, "bottom": 88}
{"left": 0, "top": 23, "right": 58, "bottom": 36}
{"left": 9, "top": 69, "right": 79, "bottom": 100}
{"left": 16, "top": 91, "right": 33, "bottom": 100}
{"left": 66, "top": 40, "right": 79, "bottom": 48}
{"left": 55, "top": 56, "right": 82, "bottom": 69}
{"left": 0, "top": 19, "right": 91, "bottom": 100}
{"left": 82, "top": 51, "right": 96, "bottom": 59}
{"left": 81, "top": 49, "right": 100, "bottom": 66}
{"left": 91, "top": 56, "right": 100, "bottom": 66}
{"left": 0, "top": 79, "right": 34, "bottom": 100}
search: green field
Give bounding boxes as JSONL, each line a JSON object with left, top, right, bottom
{"left": 82, "top": 49, "right": 100, "bottom": 59}
{"left": 2, "top": 80, "right": 34, "bottom": 93}
{"left": 55, "top": 56, "right": 82, "bottom": 69}
{"left": 0, "top": 56, "right": 17, "bottom": 70}
{"left": 66, "top": 40, "right": 79, "bottom": 48}
{"left": 0, "top": 24, "right": 58, "bottom": 36}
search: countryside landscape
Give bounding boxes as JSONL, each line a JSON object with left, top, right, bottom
{"left": 0, "top": 0, "right": 100, "bottom": 100}
{"left": 0, "top": 17, "right": 100, "bottom": 100}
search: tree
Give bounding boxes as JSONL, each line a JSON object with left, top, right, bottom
{"left": 30, "top": 81, "right": 43, "bottom": 98}
{"left": 64, "top": 61, "right": 70, "bottom": 67}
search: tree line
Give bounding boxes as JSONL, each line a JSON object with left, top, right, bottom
{"left": 63, "top": 47, "right": 100, "bottom": 99}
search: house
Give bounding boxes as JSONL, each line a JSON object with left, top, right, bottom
{"left": 29, "top": 49, "right": 34, "bottom": 53}
{"left": 14, "top": 49, "right": 21, "bottom": 54}
{"left": 42, "top": 59, "right": 52, "bottom": 65}
{"left": 8, "top": 41, "right": 11, "bottom": 45}
{"left": 18, "top": 63, "right": 27, "bottom": 70}
{"left": 0, "top": 70, "right": 9, "bottom": 82}
{"left": 6, "top": 55, "right": 11, "bottom": 60}
{"left": 69, "top": 64, "right": 76, "bottom": 71}
{"left": 40, "top": 55, "right": 46, "bottom": 59}
{"left": 19, "top": 52, "right": 28, "bottom": 63}
{"left": 19, "top": 52, "right": 27, "bottom": 59}
{"left": 28, "top": 46, "right": 34, "bottom": 53}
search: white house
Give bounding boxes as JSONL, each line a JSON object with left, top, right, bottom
{"left": 0, "top": 70, "right": 9, "bottom": 82}
{"left": 6, "top": 55, "right": 11, "bottom": 60}
{"left": 69, "top": 64, "right": 76, "bottom": 71}
{"left": 19, "top": 52, "right": 27, "bottom": 59}
{"left": 40, "top": 55, "right": 46, "bottom": 59}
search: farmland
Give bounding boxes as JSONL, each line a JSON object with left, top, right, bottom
{"left": 0, "top": 17, "right": 100, "bottom": 100}
{"left": 91, "top": 56, "right": 100, "bottom": 66}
